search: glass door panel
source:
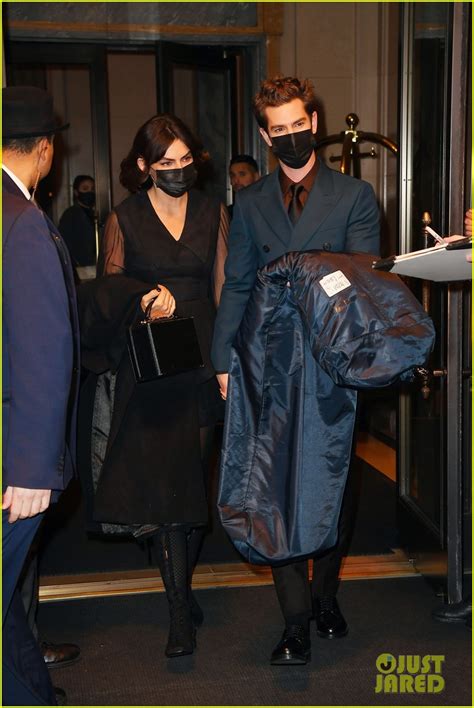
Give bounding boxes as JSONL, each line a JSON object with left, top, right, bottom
{"left": 157, "top": 41, "right": 243, "bottom": 206}
{"left": 398, "top": 3, "right": 471, "bottom": 602}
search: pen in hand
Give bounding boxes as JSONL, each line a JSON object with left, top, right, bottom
{"left": 425, "top": 225, "right": 446, "bottom": 245}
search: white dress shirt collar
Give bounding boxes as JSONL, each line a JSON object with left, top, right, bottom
{"left": 2, "top": 164, "right": 31, "bottom": 201}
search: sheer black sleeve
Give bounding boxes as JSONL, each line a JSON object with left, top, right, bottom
{"left": 213, "top": 203, "right": 230, "bottom": 306}
{"left": 97, "top": 211, "right": 125, "bottom": 276}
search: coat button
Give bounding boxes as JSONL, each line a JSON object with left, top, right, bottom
{"left": 323, "top": 242, "right": 332, "bottom": 251}
{"left": 263, "top": 245, "right": 270, "bottom": 253}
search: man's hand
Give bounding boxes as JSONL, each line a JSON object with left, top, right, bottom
{"left": 438, "top": 234, "right": 472, "bottom": 263}
{"left": 216, "top": 372, "right": 229, "bottom": 400}
{"left": 465, "top": 209, "right": 472, "bottom": 237}
{"left": 2, "top": 486, "right": 52, "bottom": 523}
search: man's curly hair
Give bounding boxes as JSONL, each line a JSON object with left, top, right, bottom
{"left": 253, "top": 76, "right": 318, "bottom": 129}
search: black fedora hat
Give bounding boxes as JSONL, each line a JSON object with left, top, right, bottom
{"left": 3, "top": 85, "right": 69, "bottom": 139}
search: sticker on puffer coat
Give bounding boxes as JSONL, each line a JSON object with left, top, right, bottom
{"left": 319, "top": 270, "right": 351, "bottom": 297}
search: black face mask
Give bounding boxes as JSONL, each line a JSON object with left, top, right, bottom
{"left": 271, "top": 129, "right": 315, "bottom": 169}
{"left": 150, "top": 163, "right": 197, "bottom": 198}
{"left": 78, "top": 191, "right": 95, "bottom": 209}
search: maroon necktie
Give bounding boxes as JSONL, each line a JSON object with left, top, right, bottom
{"left": 288, "top": 183, "right": 304, "bottom": 225}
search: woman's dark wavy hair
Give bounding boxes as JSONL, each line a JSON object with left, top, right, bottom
{"left": 119, "top": 113, "right": 207, "bottom": 193}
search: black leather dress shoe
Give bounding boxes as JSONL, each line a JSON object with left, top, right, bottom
{"left": 41, "top": 641, "right": 81, "bottom": 669}
{"left": 270, "top": 625, "right": 311, "bottom": 665}
{"left": 432, "top": 598, "right": 472, "bottom": 623}
{"left": 313, "top": 596, "right": 348, "bottom": 639}
{"left": 54, "top": 687, "right": 67, "bottom": 706}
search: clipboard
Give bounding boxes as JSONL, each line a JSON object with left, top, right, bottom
{"left": 373, "top": 238, "right": 472, "bottom": 281}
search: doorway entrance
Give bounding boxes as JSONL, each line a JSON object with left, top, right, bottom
{"left": 5, "top": 39, "right": 257, "bottom": 232}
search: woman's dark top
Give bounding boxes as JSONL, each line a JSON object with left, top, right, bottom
{"left": 83, "top": 188, "right": 228, "bottom": 527}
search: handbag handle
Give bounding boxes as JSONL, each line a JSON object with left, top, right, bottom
{"left": 144, "top": 296, "right": 158, "bottom": 322}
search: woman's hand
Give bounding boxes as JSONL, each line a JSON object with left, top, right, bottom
{"left": 141, "top": 285, "right": 176, "bottom": 319}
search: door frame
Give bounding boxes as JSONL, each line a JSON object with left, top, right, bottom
{"left": 444, "top": 1, "right": 471, "bottom": 604}
{"left": 397, "top": 2, "right": 471, "bottom": 603}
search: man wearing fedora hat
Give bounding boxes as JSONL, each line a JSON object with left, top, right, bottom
{"left": 2, "top": 86, "right": 80, "bottom": 705}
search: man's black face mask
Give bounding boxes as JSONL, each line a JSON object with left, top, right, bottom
{"left": 271, "top": 129, "right": 315, "bottom": 169}
{"left": 78, "top": 191, "right": 95, "bottom": 209}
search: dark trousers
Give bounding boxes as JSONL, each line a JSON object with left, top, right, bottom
{"left": 2, "top": 510, "right": 55, "bottom": 706}
{"left": 271, "top": 462, "right": 358, "bottom": 625}
{"left": 20, "top": 539, "right": 40, "bottom": 639}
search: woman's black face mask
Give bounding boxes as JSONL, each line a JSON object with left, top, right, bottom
{"left": 270, "top": 129, "right": 315, "bottom": 169}
{"left": 150, "top": 163, "right": 197, "bottom": 198}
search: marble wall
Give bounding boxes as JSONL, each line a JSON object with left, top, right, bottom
{"left": 279, "top": 1, "right": 400, "bottom": 253}
{"left": 4, "top": 2, "right": 260, "bottom": 42}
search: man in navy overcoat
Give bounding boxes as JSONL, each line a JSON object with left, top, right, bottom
{"left": 2, "top": 86, "right": 79, "bottom": 705}
{"left": 211, "top": 76, "right": 380, "bottom": 665}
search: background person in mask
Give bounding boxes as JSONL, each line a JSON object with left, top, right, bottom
{"left": 58, "top": 174, "right": 97, "bottom": 268}
{"left": 228, "top": 154, "right": 260, "bottom": 218}
{"left": 211, "top": 76, "right": 379, "bottom": 666}
{"left": 78, "top": 113, "right": 229, "bottom": 659}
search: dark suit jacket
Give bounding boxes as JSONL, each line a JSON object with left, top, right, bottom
{"left": 2, "top": 171, "right": 80, "bottom": 493}
{"left": 211, "top": 159, "right": 380, "bottom": 372}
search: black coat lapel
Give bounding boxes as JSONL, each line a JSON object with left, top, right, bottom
{"left": 288, "top": 161, "right": 341, "bottom": 251}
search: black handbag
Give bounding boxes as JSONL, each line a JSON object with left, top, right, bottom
{"left": 127, "top": 298, "right": 203, "bottom": 383}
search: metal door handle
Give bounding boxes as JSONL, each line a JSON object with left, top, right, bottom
{"left": 415, "top": 367, "right": 447, "bottom": 399}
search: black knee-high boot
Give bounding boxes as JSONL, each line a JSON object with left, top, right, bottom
{"left": 184, "top": 424, "right": 213, "bottom": 627}
{"left": 155, "top": 528, "right": 195, "bottom": 658}
{"left": 187, "top": 527, "right": 205, "bottom": 626}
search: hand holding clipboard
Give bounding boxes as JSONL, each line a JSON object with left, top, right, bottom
{"left": 373, "top": 234, "right": 472, "bottom": 281}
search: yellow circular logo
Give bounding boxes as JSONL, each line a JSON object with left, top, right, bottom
{"left": 376, "top": 654, "right": 397, "bottom": 674}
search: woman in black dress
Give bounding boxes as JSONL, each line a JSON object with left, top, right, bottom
{"left": 82, "top": 114, "right": 228, "bottom": 658}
